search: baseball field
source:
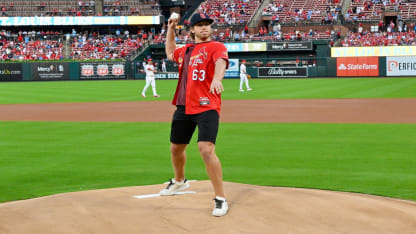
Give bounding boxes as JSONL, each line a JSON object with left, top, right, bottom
{"left": 1, "top": 78, "right": 416, "bottom": 233}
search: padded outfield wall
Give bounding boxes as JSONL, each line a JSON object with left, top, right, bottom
{"left": 0, "top": 61, "right": 130, "bottom": 81}
{"left": 330, "top": 46, "right": 416, "bottom": 78}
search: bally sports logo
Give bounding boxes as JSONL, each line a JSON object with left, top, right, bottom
{"left": 337, "top": 57, "right": 379, "bottom": 76}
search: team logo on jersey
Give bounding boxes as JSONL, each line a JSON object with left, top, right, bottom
{"left": 199, "top": 97, "right": 210, "bottom": 105}
{"left": 190, "top": 47, "right": 208, "bottom": 67}
{"left": 178, "top": 57, "right": 183, "bottom": 69}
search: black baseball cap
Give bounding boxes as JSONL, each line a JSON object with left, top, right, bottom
{"left": 190, "top": 12, "right": 213, "bottom": 27}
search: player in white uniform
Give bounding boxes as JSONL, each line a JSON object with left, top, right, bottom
{"left": 161, "top": 58, "right": 167, "bottom": 72}
{"left": 141, "top": 58, "right": 160, "bottom": 98}
{"left": 239, "top": 59, "right": 252, "bottom": 91}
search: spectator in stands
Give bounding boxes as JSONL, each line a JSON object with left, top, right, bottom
{"left": 390, "top": 20, "right": 396, "bottom": 32}
{"left": 0, "top": 39, "right": 63, "bottom": 61}
{"left": 358, "top": 23, "right": 363, "bottom": 35}
{"left": 342, "top": 31, "right": 415, "bottom": 46}
{"left": 2, "top": 5, "right": 7, "bottom": 16}
{"left": 233, "top": 31, "right": 240, "bottom": 41}
{"left": 379, "top": 20, "right": 385, "bottom": 31}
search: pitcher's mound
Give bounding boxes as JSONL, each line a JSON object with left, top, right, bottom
{"left": 1, "top": 181, "right": 416, "bottom": 234}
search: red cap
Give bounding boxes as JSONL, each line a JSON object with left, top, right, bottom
{"left": 147, "top": 58, "right": 152, "bottom": 61}
{"left": 242, "top": 59, "right": 246, "bottom": 62}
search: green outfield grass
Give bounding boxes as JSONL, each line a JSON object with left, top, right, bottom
{"left": 1, "top": 121, "right": 415, "bottom": 203}
{"left": 0, "top": 78, "right": 416, "bottom": 104}
{"left": 1, "top": 78, "right": 415, "bottom": 203}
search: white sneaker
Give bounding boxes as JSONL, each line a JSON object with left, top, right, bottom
{"left": 212, "top": 196, "right": 228, "bottom": 217}
{"left": 239, "top": 89, "right": 244, "bottom": 92}
{"left": 160, "top": 179, "right": 190, "bottom": 196}
{"left": 154, "top": 94, "right": 160, "bottom": 98}
{"left": 247, "top": 88, "right": 253, "bottom": 91}
{"left": 141, "top": 93, "right": 146, "bottom": 98}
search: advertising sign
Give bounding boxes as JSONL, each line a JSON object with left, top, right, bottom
{"left": 386, "top": 56, "right": 416, "bottom": 76}
{"left": 81, "top": 65, "right": 94, "bottom": 77}
{"left": 0, "top": 63, "right": 23, "bottom": 81}
{"left": 225, "top": 59, "right": 239, "bottom": 78}
{"left": 224, "top": 43, "right": 267, "bottom": 52}
{"left": 337, "top": 57, "right": 379, "bottom": 76}
{"left": 331, "top": 46, "right": 416, "bottom": 57}
{"left": 267, "top": 41, "right": 313, "bottom": 51}
{"left": 112, "top": 64, "right": 125, "bottom": 76}
{"left": 154, "top": 73, "right": 179, "bottom": 79}
{"left": 258, "top": 67, "right": 308, "bottom": 78}
{"left": 32, "top": 62, "right": 69, "bottom": 80}
{"left": 97, "top": 64, "right": 110, "bottom": 76}
{"left": 0, "top": 16, "right": 161, "bottom": 26}
{"left": 80, "top": 62, "right": 126, "bottom": 79}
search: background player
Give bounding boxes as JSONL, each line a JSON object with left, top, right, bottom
{"left": 141, "top": 58, "right": 160, "bottom": 98}
{"left": 161, "top": 58, "right": 167, "bottom": 72}
{"left": 159, "top": 12, "right": 229, "bottom": 217}
{"left": 239, "top": 59, "right": 252, "bottom": 92}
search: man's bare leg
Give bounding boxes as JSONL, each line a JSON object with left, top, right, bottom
{"left": 171, "top": 143, "right": 187, "bottom": 182}
{"left": 198, "top": 141, "right": 224, "bottom": 197}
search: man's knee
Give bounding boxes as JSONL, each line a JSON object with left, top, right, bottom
{"left": 198, "top": 142, "right": 215, "bottom": 160}
{"left": 171, "top": 144, "right": 186, "bottom": 155}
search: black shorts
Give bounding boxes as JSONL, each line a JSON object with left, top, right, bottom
{"left": 170, "top": 106, "right": 219, "bottom": 144}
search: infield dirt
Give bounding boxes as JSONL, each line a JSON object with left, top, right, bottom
{"left": 1, "top": 98, "right": 415, "bottom": 123}
{"left": 1, "top": 181, "right": 416, "bottom": 234}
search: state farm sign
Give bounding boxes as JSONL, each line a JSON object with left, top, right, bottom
{"left": 337, "top": 57, "right": 379, "bottom": 76}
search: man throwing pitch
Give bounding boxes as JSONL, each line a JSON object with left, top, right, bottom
{"left": 160, "top": 12, "right": 229, "bottom": 217}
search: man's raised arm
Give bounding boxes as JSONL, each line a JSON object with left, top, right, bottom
{"left": 166, "top": 16, "right": 179, "bottom": 61}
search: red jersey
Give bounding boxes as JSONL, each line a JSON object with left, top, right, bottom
{"left": 172, "top": 41, "right": 229, "bottom": 115}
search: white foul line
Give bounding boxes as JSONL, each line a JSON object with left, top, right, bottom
{"left": 133, "top": 191, "right": 197, "bottom": 199}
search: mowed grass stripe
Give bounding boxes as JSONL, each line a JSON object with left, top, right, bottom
{"left": 1, "top": 121, "right": 415, "bottom": 202}
{"left": 1, "top": 78, "right": 416, "bottom": 104}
